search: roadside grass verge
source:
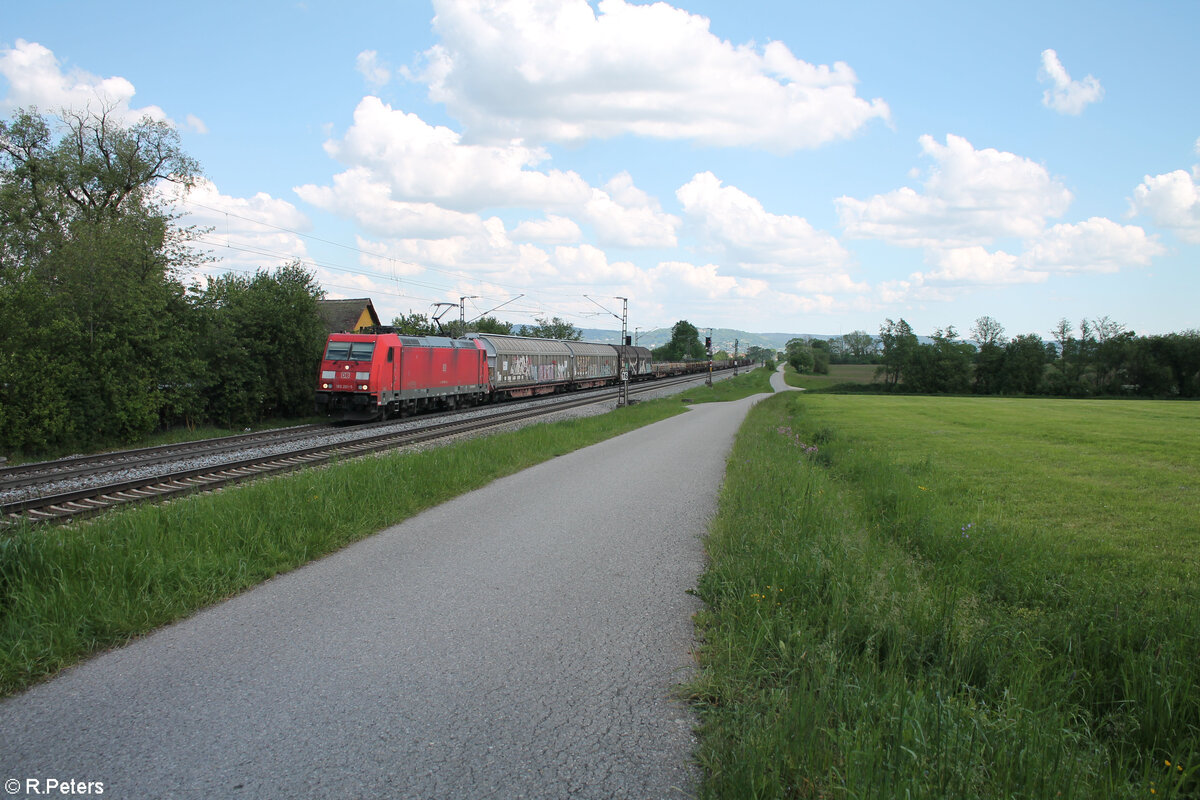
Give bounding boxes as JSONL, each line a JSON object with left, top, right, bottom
{"left": 677, "top": 366, "right": 775, "bottom": 404}
{"left": 0, "top": 397, "right": 688, "bottom": 696}
{"left": 690, "top": 392, "right": 1199, "bottom": 798}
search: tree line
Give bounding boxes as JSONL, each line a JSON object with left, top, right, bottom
{"left": 389, "top": 312, "right": 582, "bottom": 340}
{"left": 808, "top": 316, "right": 1200, "bottom": 397}
{"left": 0, "top": 108, "right": 327, "bottom": 456}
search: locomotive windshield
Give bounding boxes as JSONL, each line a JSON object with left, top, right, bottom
{"left": 324, "top": 341, "right": 375, "bottom": 361}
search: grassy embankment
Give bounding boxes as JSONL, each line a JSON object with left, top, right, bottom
{"left": 690, "top": 391, "right": 1199, "bottom": 798}
{"left": 0, "top": 368, "right": 773, "bottom": 696}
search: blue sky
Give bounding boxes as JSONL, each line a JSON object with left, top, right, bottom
{"left": 3, "top": 0, "right": 1198, "bottom": 340}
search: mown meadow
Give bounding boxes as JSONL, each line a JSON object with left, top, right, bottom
{"left": 783, "top": 363, "right": 879, "bottom": 391}
{"left": 690, "top": 391, "right": 1199, "bottom": 798}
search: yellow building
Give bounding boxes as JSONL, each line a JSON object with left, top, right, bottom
{"left": 316, "top": 298, "right": 381, "bottom": 334}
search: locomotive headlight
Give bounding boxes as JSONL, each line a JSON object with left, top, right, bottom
{"left": 358, "top": 383, "right": 369, "bottom": 391}
{"left": 321, "top": 382, "right": 331, "bottom": 389}
{"left": 355, "top": 371, "right": 370, "bottom": 380}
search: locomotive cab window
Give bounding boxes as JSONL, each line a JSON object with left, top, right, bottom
{"left": 348, "top": 342, "right": 375, "bottom": 361}
{"left": 387, "top": 347, "right": 394, "bottom": 363}
{"left": 324, "top": 341, "right": 351, "bottom": 360}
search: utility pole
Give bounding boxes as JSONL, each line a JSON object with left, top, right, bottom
{"left": 616, "top": 297, "right": 629, "bottom": 407}
{"left": 459, "top": 295, "right": 479, "bottom": 325}
{"left": 734, "top": 338, "right": 739, "bottom": 376}
{"left": 584, "top": 295, "right": 630, "bottom": 407}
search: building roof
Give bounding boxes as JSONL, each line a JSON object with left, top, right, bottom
{"left": 317, "top": 298, "right": 381, "bottom": 333}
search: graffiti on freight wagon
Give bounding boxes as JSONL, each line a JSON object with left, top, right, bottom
{"left": 501, "top": 357, "right": 568, "bottom": 382}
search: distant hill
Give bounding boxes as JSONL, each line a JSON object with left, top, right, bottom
{"left": 577, "top": 327, "right": 844, "bottom": 353}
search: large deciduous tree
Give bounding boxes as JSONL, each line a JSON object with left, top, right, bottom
{"left": 840, "top": 329, "right": 877, "bottom": 362}
{"left": 653, "top": 320, "right": 706, "bottom": 361}
{"left": 785, "top": 338, "right": 815, "bottom": 373}
{"left": 1, "top": 107, "right": 330, "bottom": 454}
{"left": 0, "top": 106, "right": 202, "bottom": 452}
{"left": 1002, "top": 334, "right": 1048, "bottom": 395}
{"left": 745, "top": 345, "right": 774, "bottom": 363}
{"left": 905, "top": 327, "right": 973, "bottom": 393}
{"left": 876, "top": 318, "right": 918, "bottom": 389}
{"left": 971, "top": 316, "right": 1007, "bottom": 394}
{"left": 195, "top": 263, "right": 326, "bottom": 426}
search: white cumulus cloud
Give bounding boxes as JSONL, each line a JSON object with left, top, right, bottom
{"left": 839, "top": 135, "right": 1163, "bottom": 294}
{"left": 0, "top": 39, "right": 171, "bottom": 124}
{"left": 583, "top": 172, "right": 679, "bottom": 248}
{"left": 551, "top": 243, "right": 640, "bottom": 284}
{"left": 1130, "top": 168, "right": 1200, "bottom": 243}
{"left": 356, "top": 50, "right": 392, "bottom": 88}
{"left": 677, "top": 171, "right": 850, "bottom": 274}
{"left": 296, "top": 167, "right": 491, "bottom": 239}
{"left": 838, "top": 134, "right": 1073, "bottom": 247}
{"left": 320, "top": 96, "right": 592, "bottom": 212}
{"left": 417, "top": 0, "right": 889, "bottom": 151}
{"left": 915, "top": 247, "right": 1046, "bottom": 285}
{"left": 353, "top": 225, "right": 648, "bottom": 290}
{"left": 1039, "top": 49, "right": 1103, "bottom": 115}
{"left": 1021, "top": 217, "right": 1164, "bottom": 272}
{"left": 650, "top": 261, "right": 767, "bottom": 299}
{"left": 306, "top": 99, "right": 680, "bottom": 250}
{"left": 512, "top": 215, "right": 583, "bottom": 244}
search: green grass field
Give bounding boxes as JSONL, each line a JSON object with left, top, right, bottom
{"left": 784, "top": 363, "right": 878, "bottom": 390}
{"left": 690, "top": 392, "right": 1199, "bottom": 798}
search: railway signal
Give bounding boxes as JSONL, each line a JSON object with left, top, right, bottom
{"left": 706, "top": 331, "right": 713, "bottom": 388}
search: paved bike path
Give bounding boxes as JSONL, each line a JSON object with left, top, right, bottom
{"left": 1, "top": 385, "right": 781, "bottom": 799}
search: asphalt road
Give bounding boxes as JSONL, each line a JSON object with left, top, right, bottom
{"left": 1, "top": 384, "right": 781, "bottom": 799}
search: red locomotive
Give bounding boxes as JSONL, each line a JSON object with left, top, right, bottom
{"left": 315, "top": 333, "right": 488, "bottom": 421}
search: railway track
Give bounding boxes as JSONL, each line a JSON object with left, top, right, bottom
{"left": 1, "top": 372, "right": 710, "bottom": 526}
{"left": 0, "top": 423, "right": 333, "bottom": 490}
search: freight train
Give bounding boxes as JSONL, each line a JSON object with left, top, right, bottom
{"left": 315, "top": 330, "right": 751, "bottom": 421}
